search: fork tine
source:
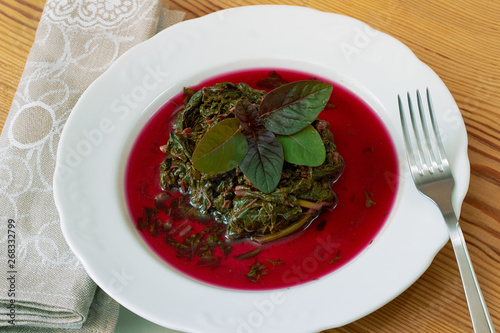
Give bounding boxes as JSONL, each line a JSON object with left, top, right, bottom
{"left": 407, "top": 92, "right": 429, "bottom": 175}
{"left": 398, "top": 94, "right": 420, "bottom": 174}
{"left": 425, "top": 88, "right": 448, "bottom": 171}
{"left": 416, "top": 90, "right": 439, "bottom": 173}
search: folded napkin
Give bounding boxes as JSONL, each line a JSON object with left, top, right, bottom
{"left": 0, "top": 0, "right": 184, "bottom": 331}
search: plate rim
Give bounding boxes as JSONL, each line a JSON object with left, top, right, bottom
{"left": 54, "top": 5, "right": 470, "bottom": 333}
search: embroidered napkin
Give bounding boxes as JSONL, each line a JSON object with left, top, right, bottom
{"left": 0, "top": 0, "right": 184, "bottom": 331}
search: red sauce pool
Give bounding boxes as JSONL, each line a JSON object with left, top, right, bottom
{"left": 125, "top": 68, "right": 399, "bottom": 290}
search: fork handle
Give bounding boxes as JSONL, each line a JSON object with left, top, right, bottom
{"left": 444, "top": 211, "right": 496, "bottom": 333}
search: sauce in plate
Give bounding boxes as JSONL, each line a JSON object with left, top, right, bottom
{"left": 125, "top": 68, "right": 399, "bottom": 290}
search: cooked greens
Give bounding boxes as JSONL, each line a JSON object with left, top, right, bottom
{"left": 159, "top": 79, "right": 343, "bottom": 241}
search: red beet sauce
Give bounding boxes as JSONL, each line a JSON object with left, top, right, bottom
{"left": 125, "top": 69, "right": 399, "bottom": 290}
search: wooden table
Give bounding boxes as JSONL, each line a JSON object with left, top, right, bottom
{"left": 1, "top": 1, "right": 498, "bottom": 332}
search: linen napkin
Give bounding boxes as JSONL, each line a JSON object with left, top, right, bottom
{"left": 0, "top": 0, "right": 184, "bottom": 331}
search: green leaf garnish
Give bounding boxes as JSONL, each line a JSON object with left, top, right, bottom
{"left": 276, "top": 125, "right": 326, "bottom": 166}
{"left": 233, "top": 247, "right": 262, "bottom": 260}
{"left": 328, "top": 256, "right": 342, "bottom": 265}
{"left": 364, "top": 190, "right": 376, "bottom": 208}
{"left": 259, "top": 80, "right": 333, "bottom": 135}
{"left": 192, "top": 118, "right": 248, "bottom": 175}
{"left": 265, "top": 258, "right": 282, "bottom": 266}
{"left": 245, "top": 262, "right": 268, "bottom": 283}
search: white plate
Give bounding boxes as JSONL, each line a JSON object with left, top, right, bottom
{"left": 54, "top": 5, "right": 469, "bottom": 333}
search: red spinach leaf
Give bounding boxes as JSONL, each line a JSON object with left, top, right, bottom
{"left": 236, "top": 100, "right": 284, "bottom": 193}
{"left": 259, "top": 80, "right": 333, "bottom": 135}
{"left": 256, "top": 71, "right": 289, "bottom": 89}
{"left": 234, "top": 99, "right": 260, "bottom": 131}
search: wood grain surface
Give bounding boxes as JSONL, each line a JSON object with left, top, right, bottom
{"left": 1, "top": 0, "right": 499, "bottom": 332}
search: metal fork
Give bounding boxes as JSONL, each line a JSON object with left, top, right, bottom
{"left": 398, "top": 89, "right": 496, "bottom": 333}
